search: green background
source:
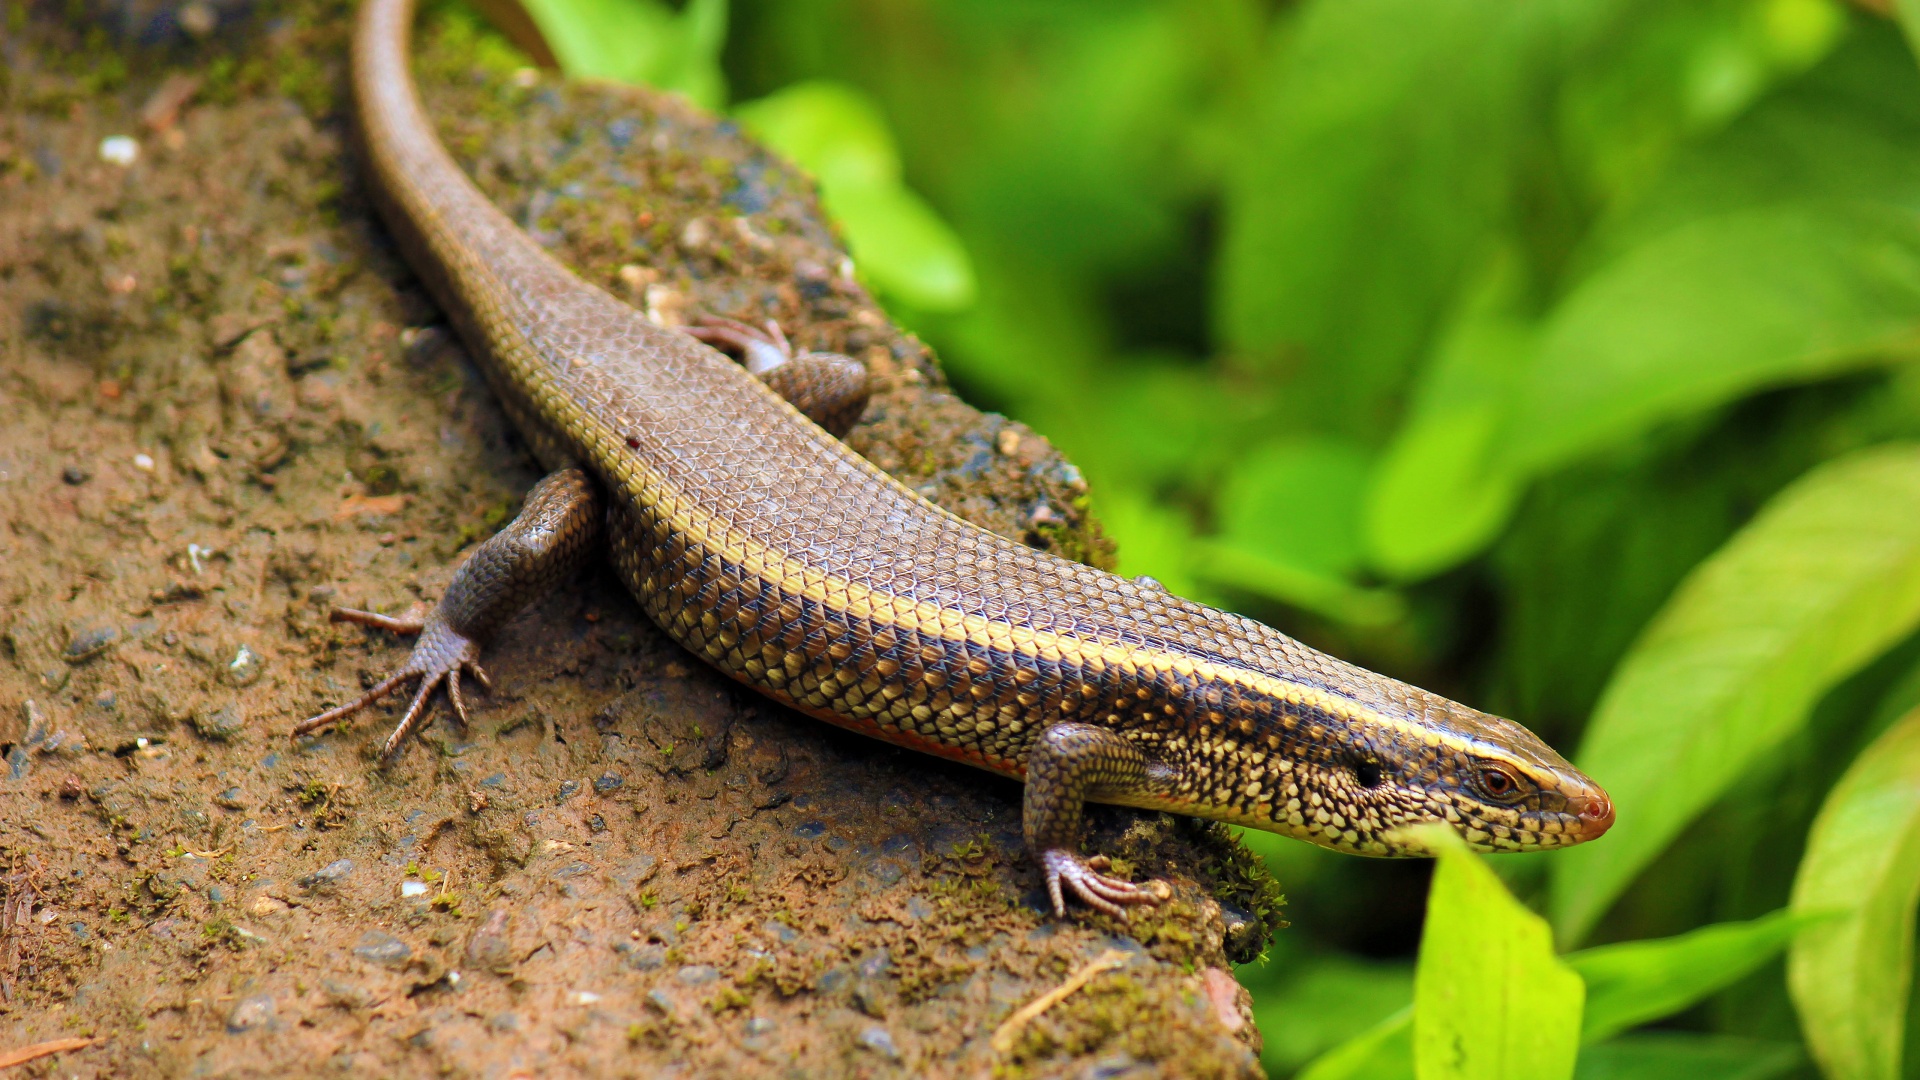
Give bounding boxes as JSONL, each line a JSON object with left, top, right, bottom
{"left": 453, "top": 0, "right": 1920, "bottom": 1075}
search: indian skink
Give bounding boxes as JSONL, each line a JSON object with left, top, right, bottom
{"left": 297, "top": 0, "right": 1614, "bottom": 918}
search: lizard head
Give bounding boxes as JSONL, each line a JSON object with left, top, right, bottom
{"left": 1152, "top": 666, "right": 1613, "bottom": 857}
{"left": 1327, "top": 701, "right": 1615, "bottom": 856}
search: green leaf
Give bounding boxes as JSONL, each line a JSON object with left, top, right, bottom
{"left": 1191, "top": 540, "right": 1407, "bottom": 629}
{"left": 1364, "top": 257, "right": 1532, "bottom": 580}
{"left": 1094, "top": 485, "right": 1212, "bottom": 605}
{"left": 735, "top": 82, "right": 976, "bottom": 311}
{"left": 1298, "top": 1007, "right": 1414, "bottom": 1080}
{"left": 733, "top": 80, "right": 900, "bottom": 191}
{"left": 825, "top": 182, "right": 976, "bottom": 313}
{"left": 1894, "top": 0, "right": 1920, "bottom": 61}
{"left": 1569, "top": 909, "right": 1818, "bottom": 1043}
{"left": 1551, "top": 444, "right": 1920, "bottom": 944}
{"left": 1374, "top": 24, "right": 1920, "bottom": 579}
{"left": 1788, "top": 702, "right": 1920, "bottom": 1080}
{"left": 1555, "top": 0, "right": 1849, "bottom": 209}
{"left": 1195, "top": 437, "right": 1413, "bottom": 625}
{"left": 1573, "top": 1033, "right": 1804, "bottom": 1080}
{"left": 1216, "top": 0, "right": 1608, "bottom": 433}
{"left": 1364, "top": 396, "right": 1520, "bottom": 580}
{"left": 1246, "top": 955, "right": 1413, "bottom": 1076}
{"left": 1502, "top": 203, "right": 1920, "bottom": 477}
{"left": 1037, "top": 357, "right": 1267, "bottom": 492}
{"left": 1217, "top": 439, "right": 1372, "bottom": 579}
{"left": 1413, "top": 825, "right": 1584, "bottom": 1080}
{"left": 1580, "top": 22, "right": 1920, "bottom": 270}
{"left": 518, "top": 0, "right": 728, "bottom": 109}
{"left": 1288, "top": 913, "right": 1820, "bottom": 1080}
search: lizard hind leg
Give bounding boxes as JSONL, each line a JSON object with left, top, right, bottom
{"left": 292, "top": 467, "right": 601, "bottom": 761}
{"left": 686, "top": 317, "right": 870, "bottom": 437}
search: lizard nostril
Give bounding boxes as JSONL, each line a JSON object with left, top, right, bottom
{"left": 1570, "top": 793, "right": 1614, "bottom": 836}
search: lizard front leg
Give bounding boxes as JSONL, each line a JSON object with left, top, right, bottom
{"left": 1024, "top": 722, "right": 1175, "bottom": 918}
{"left": 293, "top": 467, "right": 601, "bottom": 759}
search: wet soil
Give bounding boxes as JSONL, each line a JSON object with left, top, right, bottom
{"left": 0, "top": 3, "right": 1282, "bottom": 1077}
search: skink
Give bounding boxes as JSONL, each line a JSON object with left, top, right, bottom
{"left": 299, "top": 0, "right": 1614, "bottom": 917}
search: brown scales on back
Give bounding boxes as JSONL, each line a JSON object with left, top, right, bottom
{"left": 294, "top": 0, "right": 1614, "bottom": 919}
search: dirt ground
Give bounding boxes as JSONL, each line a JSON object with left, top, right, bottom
{"left": 0, "top": 2, "right": 1284, "bottom": 1077}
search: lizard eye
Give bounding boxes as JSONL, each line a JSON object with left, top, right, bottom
{"left": 1351, "top": 759, "right": 1384, "bottom": 789}
{"left": 1473, "top": 762, "right": 1527, "bottom": 804}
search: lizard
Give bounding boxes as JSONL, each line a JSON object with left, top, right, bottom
{"left": 295, "top": 0, "right": 1614, "bottom": 919}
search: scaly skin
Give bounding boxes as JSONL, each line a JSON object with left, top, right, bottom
{"left": 301, "top": 0, "right": 1615, "bottom": 918}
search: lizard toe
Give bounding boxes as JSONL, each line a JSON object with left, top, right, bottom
{"left": 1041, "top": 849, "right": 1167, "bottom": 920}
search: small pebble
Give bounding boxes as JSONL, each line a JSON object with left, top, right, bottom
{"left": 619, "top": 943, "right": 665, "bottom": 971}
{"left": 132, "top": 452, "right": 155, "bottom": 471}
{"left": 856, "top": 949, "right": 891, "bottom": 979}
{"left": 858, "top": 1026, "right": 901, "bottom": 1059}
{"left": 60, "top": 776, "right": 84, "bottom": 800}
{"left": 675, "top": 965, "right": 718, "bottom": 986}
{"left": 226, "top": 993, "right": 273, "bottom": 1033}
{"left": 192, "top": 705, "right": 247, "bottom": 742}
{"left": 61, "top": 464, "right": 89, "bottom": 485}
{"left": 592, "top": 772, "right": 624, "bottom": 794}
{"left": 399, "top": 881, "right": 428, "bottom": 898}
{"left": 177, "top": 1, "right": 216, "bottom": 36}
{"left": 214, "top": 787, "right": 246, "bottom": 809}
{"left": 745, "top": 1016, "right": 776, "bottom": 1036}
{"left": 352, "top": 931, "right": 411, "bottom": 967}
{"left": 63, "top": 626, "right": 117, "bottom": 664}
{"left": 556, "top": 779, "right": 581, "bottom": 802}
{"left": 297, "top": 859, "right": 353, "bottom": 891}
{"left": 322, "top": 979, "right": 373, "bottom": 1010}
{"left": 99, "top": 135, "right": 139, "bottom": 166}
{"left": 225, "top": 644, "right": 264, "bottom": 687}
{"left": 466, "top": 909, "right": 513, "bottom": 972}
{"left": 1089, "top": 1053, "right": 1141, "bottom": 1079}
{"left": 587, "top": 814, "right": 607, "bottom": 833}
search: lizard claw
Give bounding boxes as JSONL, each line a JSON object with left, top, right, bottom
{"left": 329, "top": 603, "right": 429, "bottom": 634}
{"left": 293, "top": 610, "right": 488, "bottom": 761}
{"left": 1040, "top": 849, "right": 1170, "bottom": 920}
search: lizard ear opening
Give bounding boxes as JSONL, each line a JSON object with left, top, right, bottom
{"left": 1350, "top": 757, "right": 1384, "bottom": 789}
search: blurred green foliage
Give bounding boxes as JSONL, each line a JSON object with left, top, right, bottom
{"left": 469, "top": 0, "right": 1920, "bottom": 1074}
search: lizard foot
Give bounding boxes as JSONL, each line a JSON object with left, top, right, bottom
{"left": 292, "top": 606, "right": 492, "bottom": 760}
{"left": 1041, "top": 849, "right": 1172, "bottom": 919}
{"left": 687, "top": 316, "right": 869, "bottom": 436}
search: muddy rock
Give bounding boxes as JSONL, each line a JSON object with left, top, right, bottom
{"left": 0, "top": 3, "right": 1282, "bottom": 1077}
